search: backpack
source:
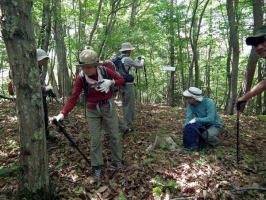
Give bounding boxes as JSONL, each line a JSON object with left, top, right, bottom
{"left": 112, "top": 55, "right": 134, "bottom": 82}
{"left": 183, "top": 122, "right": 208, "bottom": 151}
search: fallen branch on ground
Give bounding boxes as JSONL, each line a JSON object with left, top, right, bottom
{"left": 231, "top": 187, "right": 266, "bottom": 192}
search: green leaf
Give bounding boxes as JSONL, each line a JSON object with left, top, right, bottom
{"left": 0, "top": 165, "right": 18, "bottom": 176}
{"left": 152, "top": 187, "right": 162, "bottom": 196}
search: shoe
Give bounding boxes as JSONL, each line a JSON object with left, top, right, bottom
{"left": 92, "top": 166, "right": 102, "bottom": 178}
{"left": 112, "top": 161, "right": 124, "bottom": 169}
{"left": 46, "top": 134, "right": 58, "bottom": 141}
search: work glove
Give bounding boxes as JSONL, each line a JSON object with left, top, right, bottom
{"left": 236, "top": 100, "right": 246, "bottom": 111}
{"left": 99, "top": 79, "right": 115, "bottom": 93}
{"left": 45, "top": 85, "right": 53, "bottom": 91}
{"left": 54, "top": 113, "right": 64, "bottom": 122}
{"left": 189, "top": 118, "right": 196, "bottom": 124}
{"left": 137, "top": 56, "right": 145, "bottom": 60}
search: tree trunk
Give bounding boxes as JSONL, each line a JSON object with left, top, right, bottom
{"left": 0, "top": 1, "right": 51, "bottom": 199}
{"left": 168, "top": 0, "right": 175, "bottom": 106}
{"left": 53, "top": 0, "right": 72, "bottom": 97}
{"left": 88, "top": 0, "right": 103, "bottom": 46}
{"left": 238, "top": 0, "right": 263, "bottom": 112}
{"left": 225, "top": 0, "right": 239, "bottom": 115}
{"left": 39, "top": 0, "right": 52, "bottom": 84}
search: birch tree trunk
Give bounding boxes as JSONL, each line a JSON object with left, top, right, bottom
{"left": 0, "top": 0, "right": 51, "bottom": 199}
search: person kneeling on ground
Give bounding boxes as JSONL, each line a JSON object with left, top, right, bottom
{"left": 182, "top": 87, "right": 223, "bottom": 150}
{"left": 53, "top": 49, "right": 125, "bottom": 178}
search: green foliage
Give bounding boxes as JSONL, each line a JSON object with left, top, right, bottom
{"left": 150, "top": 177, "right": 178, "bottom": 195}
{"left": 0, "top": 165, "right": 18, "bottom": 176}
{"left": 257, "top": 115, "right": 266, "bottom": 121}
{"left": 143, "top": 157, "right": 156, "bottom": 164}
{"left": 118, "top": 194, "right": 127, "bottom": 200}
{"left": 152, "top": 187, "right": 162, "bottom": 196}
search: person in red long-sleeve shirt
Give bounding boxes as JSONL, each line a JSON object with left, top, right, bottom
{"left": 53, "top": 49, "right": 125, "bottom": 178}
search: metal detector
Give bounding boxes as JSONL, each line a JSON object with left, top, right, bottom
{"left": 52, "top": 119, "right": 90, "bottom": 165}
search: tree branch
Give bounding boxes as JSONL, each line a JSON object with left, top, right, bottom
{"left": 232, "top": 187, "right": 266, "bottom": 192}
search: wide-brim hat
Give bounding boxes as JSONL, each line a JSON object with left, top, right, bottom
{"left": 183, "top": 87, "right": 203, "bottom": 102}
{"left": 36, "top": 49, "right": 49, "bottom": 61}
{"left": 246, "top": 25, "right": 266, "bottom": 46}
{"left": 119, "top": 42, "right": 135, "bottom": 52}
{"left": 76, "top": 49, "right": 100, "bottom": 67}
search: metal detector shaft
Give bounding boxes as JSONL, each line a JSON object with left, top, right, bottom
{"left": 236, "top": 110, "right": 240, "bottom": 165}
{"left": 52, "top": 119, "right": 90, "bottom": 165}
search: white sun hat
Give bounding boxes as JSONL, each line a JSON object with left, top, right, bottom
{"left": 183, "top": 87, "right": 203, "bottom": 102}
{"left": 36, "top": 49, "right": 49, "bottom": 61}
{"left": 76, "top": 49, "right": 99, "bottom": 67}
{"left": 119, "top": 42, "right": 135, "bottom": 52}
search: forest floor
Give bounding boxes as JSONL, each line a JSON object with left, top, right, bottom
{"left": 0, "top": 99, "right": 266, "bottom": 200}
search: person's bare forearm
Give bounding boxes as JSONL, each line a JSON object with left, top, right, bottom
{"left": 238, "top": 80, "right": 266, "bottom": 102}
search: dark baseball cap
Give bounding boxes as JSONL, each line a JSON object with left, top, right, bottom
{"left": 246, "top": 25, "right": 266, "bottom": 46}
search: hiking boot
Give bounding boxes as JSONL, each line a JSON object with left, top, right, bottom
{"left": 112, "top": 161, "right": 125, "bottom": 169}
{"left": 46, "top": 134, "right": 58, "bottom": 141}
{"left": 92, "top": 166, "right": 102, "bottom": 178}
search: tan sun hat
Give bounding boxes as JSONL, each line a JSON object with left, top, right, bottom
{"left": 76, "top": 49, "right": 99, "bottom": 67}
{"left": 183, "top": 87, "right": 203, "bottom": 102}
{"left": 119, "top": 42, "right": 135, "bottom": 52}
{"left": 36, "top": 49, "right": 49, "bottom": 61}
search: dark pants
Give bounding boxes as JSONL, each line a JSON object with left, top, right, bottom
{"left": 43, "top": 96, "right": 49, "bottom": 138}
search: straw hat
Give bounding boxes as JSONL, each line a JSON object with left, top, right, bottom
{"left": 119, "top": 42, "right": 135, "bottom": 52}
{"left": 76, "top": 49, "right": 99, "bottom": 67}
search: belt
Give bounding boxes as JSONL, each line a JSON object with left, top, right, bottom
{"left": 87, "top": 99, "right": 112, "bottom": 115}
{"left": 87, "top": 99, "right": 109, "bottom": 105}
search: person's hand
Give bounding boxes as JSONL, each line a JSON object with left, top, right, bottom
{"left": 137, "top": 56, "right": 145, "bottom": 61}
{"left": 236, "top": 100, "right": 246, "bottom": 111}
{"left": 54, "top": 113, "right": 64, "bottom": 122}
{"left": 189, "top": 118, "right": 196, "bottom": 124}
{"left": 99, "top": 79, "right": 114, "bottom": 93}
{"left": 45, "top": 85, "right": 53, "bottom": 91}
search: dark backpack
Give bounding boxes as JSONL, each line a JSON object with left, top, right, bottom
{"left": 183, "top": 122, "right": 208, "bottom": 151}
{"left": 112, "top": 55, "right": 134, "bottom": 82}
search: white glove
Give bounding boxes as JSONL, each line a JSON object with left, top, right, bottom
{"left": 189, "top": 118, "right": 196, "bottom": 124}
{"left": 99, "top": 79, "right": 114, "bottom": 93}
{"left": 54, "top": 113, "right": 64, "bottom": 122}
{"left": 45, "top": 85, "right": 53, "bottom": 91}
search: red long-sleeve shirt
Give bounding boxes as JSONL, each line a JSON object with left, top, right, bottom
{"left": 60, "top": 67, "right": 124, "bottom": 115}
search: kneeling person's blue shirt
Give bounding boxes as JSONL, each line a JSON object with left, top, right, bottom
{"left": 184, "top": 98, "right": 222, "bottom": 128}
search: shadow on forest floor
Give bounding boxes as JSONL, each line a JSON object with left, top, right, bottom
{"left": 0, "top": 99, "right": 266, "bottom": 200}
